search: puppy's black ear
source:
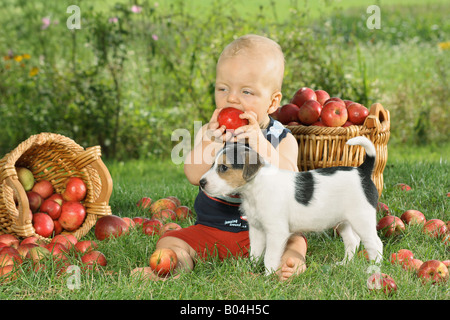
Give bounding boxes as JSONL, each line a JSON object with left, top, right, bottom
{"left": 242, "top": 149, "right": 264, "bottom": 181}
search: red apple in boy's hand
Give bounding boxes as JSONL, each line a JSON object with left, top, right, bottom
{"left": 32, "top": 213, "right": 54, "bottom": 238}
{"left": 376, "top": 216, "right": 405, "bottom": 237}
{"left": 58, "top": 201, "right": 86, "bottom": 232}
{"left": 321, "top": 101, "right": 348, "bottom": 127}
{"left": 63, "top": 177, "right": 87, "bottom": 202}
{"left": 400, "top": 210, "right": 426, "bottom": 225}
{"left": 217, "top": 107, "right": 249, "bottom": 131}
{"left": 314, "top": 90, "right": 330, "bottom": 105}
{"left": 32, "top": 180, "right": 54, "bottom": 199}
{"left": 277, "top": 104, "right": 300, "bottom": 125}
{"left": 298, "top": 100, "right": 322, "bottom": 125}
{"left": 291, "top": 87, "right": 317, "bottom": 108}
{"left": 149, "top": 248, "right": 178, "bottom": 276}
{"left": 347, "top": 103, "right": 369, "bottom": 125}
{"left": 417, "top": 260, "right": 449, "bottom": 284}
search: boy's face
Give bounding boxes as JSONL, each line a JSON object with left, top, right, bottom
{"left": 214, "top": 54, "right": 282, "bottom": 126}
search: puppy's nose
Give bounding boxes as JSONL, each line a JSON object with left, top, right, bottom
{"left": 199, "top": 178, "right": 207, "bottom": 189}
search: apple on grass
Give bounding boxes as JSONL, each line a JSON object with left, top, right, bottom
{"left": 17, "top": 243, "right": 38, "bottom": 258}
{"left": 297, "top": 100, "right": 322, "bottom": 125}
{"left": 94, "top": 215, "right": 129, "bottom": 241}
{"left": 160, "top": 222, "right": 182, "bottom": 236}
{"left": 63, "top": 177, "right": 87, "bottom": 202}
{"left": 175, "top": 206, "right": 192, "bottom": 220}
{"left": 395, "top": 183, "right": 411, "bottom": 191}
{"left": 390, "top": 249, "right": 414, "bottom": 265}
{"left": 321, "top": 101, "right": 348, "bottom": 127}
{"left": 149, "top": 248, "right": 178, "bottom": 276}
{"left": 417, "top": 260, "right": 449, "bottom": 284}
{"left": 122, "top": 217, "right": 136, "bottom": 229}
{"left": 149, "top": 199, "right": 177, "bottom": 215}
{"left": 0, "top": 265, "right": 20, "bottom": 283}
{"left": 165, "top": 196, "right": 181, "bottom": 207}
{"left": 153, "top": 209, "right": 176, "bottom": 223}
{"left": 402, "top": 258, "right": 423, "bottom": 272}
{"left": 376, "top": 202, "right": 390, "bottom": 216}
{"left": 376, "top": 216, "right": 405, "bottom": 237}
{"left": 217, "top": 107, "right": 249, "bottom": 131}
{"left": 367, "top": 273, "right": 397, "bottom": 295}
{"left": 291, "top": 87, "right": 317, "bottom": 108}
{"left": 136, "top": 197, "right": 152, "bottom": 209}
{"left": 75, "top": 240, "right": 98, "bottom": 254}
{"left": 0, "top": 234, "right": 20, "bottom": 248}
{"left": 142, "top": 219, "right": 164, "bottom": 236}
{"left": 81, "top": 250, "right": 107, "bottom": 268}
{"left": 400, "top": 210, "right": 426, "bottom": 225}
{"left": 50, "top": 234, "right": 78, "bottom": 250}
{"left": 423, "top": 219, "right": 447, "bottom": 238}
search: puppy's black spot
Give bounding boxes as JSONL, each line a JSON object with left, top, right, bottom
{"left": 295, "top": 172, "right": 314, "bottom": 205}
{"left": 315, "top": 166, "right": 353, "bottom": 176}
{"left": 358, "top": 170, "right": 378, "bottom": 208}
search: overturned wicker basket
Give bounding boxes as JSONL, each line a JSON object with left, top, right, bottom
{"left": 0, "top": 132, "right": 113, "bottom": 241}
{"left": 286, "top": 103, "right": 390, "bottom": 196}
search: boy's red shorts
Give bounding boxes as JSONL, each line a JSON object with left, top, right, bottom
{"left": 159, "top": 224, "right": 250, "bottom": 260}
{"left": 159, "top": 224, "right": 307, "bottom": 261}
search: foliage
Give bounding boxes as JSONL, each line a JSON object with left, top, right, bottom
{"left": 0, "top": 0, "right": 448, "bottom": 159}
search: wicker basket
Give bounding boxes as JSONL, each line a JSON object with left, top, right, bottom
{"left": 286, "top": 103, "right": 390, "bottom": 196}
{"left": 0, "top": 132, "right": 113, "bottom": 241}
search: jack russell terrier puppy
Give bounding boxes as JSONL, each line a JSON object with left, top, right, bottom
{"left": 199, "top": 136, "right": 383, "bottom": 274}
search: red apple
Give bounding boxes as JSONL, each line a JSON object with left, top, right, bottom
{"left": 324, "top": 97, "right": 345, "bottom": 106}
{"left": 287, "top": 121, "right": 300, "bottom": 126}
{"left": 94, "top": 215, "right": 128, "bottom": 241}
{"left": 402, "top": 258, "right": 423, "bottom": 271}
{"left": 149, "top": 248, "right": 178, "bottom": 276}
{"left": 0, "top": 265, "right": 20, "bottom": 282}
{"left": 217, "top": 107, "right": 249, "bottom": 131}
{"left": 417, "top": 260, "right": 449, "bottom": 284}
{"left": 376, "top": 216, "right": 405, "bottom": 237}
{"left": 20, "top": 236, "right": 43, "bottom": 246}
{"left": 367, "top": 273, "right": 397, "bottom": 295}
{"left": 32, "top": 213, "right": 54, "bottom": 238}
{"left": 75, "top": 240, "right": 98, "bottom": 254}
{"left": 0, "top": 253, "right": 22, "bottom": 267}
{"left": 442, "top": 260, "right": 450, "bottom": 268}
{"left": 175, "top": 206, "right": 193, "bottom": 220}
{"left": 0, "top": 234, "right": 19, "bottom": 248}
{"left": 47, "top": 193, "right": 64, "bottom": 206}
{"left": 160, "top": 222, "right": 182, "bottom": 235}
{"left": 311, "top": 120, "right": 326, "bottom": 127}
{"left": 153, "top": 209, "right": 176, "bottom": 222}
{"left": 277, "top": 104, "right": 300, "bottom": 125}
{"left": 423, "top": 219, "right": 447, "bottom": 238}
{"left": 347, "top": 103, "right": 369, "bottom": 125}
{"left": 142, "top": 219, "right": 163, "bottom": 236}
{"left": 50, "top": 234, "right": 77, "bottom": 250}
{"left": 53, "top": 220, "right": 63, "bottom": 235}
{"left": 390, "top": 249, "right": 414, "bottom": 265}
{"left": 443, "top": 234, "right": 450, "bottom": 246}
{"left": 269, "top": 107, "right": 281, "bottom": 121}
{"left": 58, "top": 201, "right": 86, "bottom": 232}
{"left": 27, "top": 246, "right": 50, "bottom": 264}
{"left": 149, "top": 198, "right": 178, "bottom": 215}
{"left": 321, "top": 101, "right": 348, "bottom": 127}
{"left": 343, "top": 100, "right": 354, "bottom": 107}
{"left": 165, "top": 196, "right": 181, "bottom": 207}
{"left": 314, "top": 90, "right": 330, "bottom": 105}
{"left": 0, "top": 247, "right": 20, "bottom": 258}
{"left": 376, "top": 202, "right": 390, "bottom": 216}
{"left": 17, "top": 243, "right": 38, "bottom": 258}
{"left": 400, "top": 210, "right": 426, "bottom": 225}
{"left": 81, "top": 250, "right": 107, "bottom": 267}
{"left": 132, "top": 217, "right": 148, "bottom": 226}
{"left": 122, "top": 217, "right": 136, "bottom": 229}
{"left": 32, "top": 180, "right": 54, "bottom": 199}
{"left": 298, "top": 100, "right": 322, "bottom": 125}
{"left": 40, "top": 199, "right": 62, "bottom": 220}
{"left": 395, "top": 183, "right": 411, "bottom": 191}
{"left": 342, "top": 121, "right": 354, "bottom": 127}
{"left": 136, "top": 197, "right": 152, "bottom": 209}
{"left": 62, "top": 177, "right": 87, "bottom": 202}
{"left": 291, "top": 87, "right": 317, "bottom": 108}
{"left": 46, "top": 242, "right": 69, "bottom": 257}
{"left": 26, "top": 191, "right": 43, "bottom": 213}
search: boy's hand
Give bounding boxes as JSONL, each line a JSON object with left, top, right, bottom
{"left": 232, "top": 111, "right": 265, "bottom": 149}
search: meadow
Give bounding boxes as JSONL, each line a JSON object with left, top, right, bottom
{"left": 0, "top": 0, "right": 449, "bottom": 303}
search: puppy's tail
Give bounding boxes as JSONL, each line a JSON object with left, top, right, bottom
{"left": 346, "top": 136, "right": 376, "bottom": 175}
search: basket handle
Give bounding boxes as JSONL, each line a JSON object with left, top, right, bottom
{"left": 364, "top": 103, "right": 390, "bottom": 130}
{"left": 4, "top": 176, "right": 32, "bottom": 228}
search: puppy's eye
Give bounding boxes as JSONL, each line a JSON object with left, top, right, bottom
{"left": 218, "top": 164, "right": 228, "bottom": 173}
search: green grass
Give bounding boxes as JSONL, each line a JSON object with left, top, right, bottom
{"left": 1, "top": 144, "right": 448, "bottom": 300}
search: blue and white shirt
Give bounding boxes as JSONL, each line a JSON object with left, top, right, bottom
{"left": 194, "top": 117, "right": 291, "bottom": 232}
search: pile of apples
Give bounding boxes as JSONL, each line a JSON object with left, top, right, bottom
{"left": 272, "top": 87, "right": 369, "bottom": 127}
{"left": 16, "top": 167, "right": 88, "bottom": 238}
{"left": 0, "top": 233, "right": 103, "bottom": 282}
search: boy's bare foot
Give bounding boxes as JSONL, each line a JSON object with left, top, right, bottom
{"left": 277, "top": 256, "right": 307, "bottom": 281}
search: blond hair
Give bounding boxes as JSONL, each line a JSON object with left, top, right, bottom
{"left": 218, "top": 34, "right": 285, "bottom": 91}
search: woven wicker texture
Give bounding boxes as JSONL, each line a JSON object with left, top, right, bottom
{"left": 0, "top": 132, "right": 112, "bottom": 240}
{"left": 286, "top": 103, "right": 390, "bottom": 196}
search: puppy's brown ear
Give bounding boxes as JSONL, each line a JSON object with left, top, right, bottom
{"left": 242, "top": 149, "right": 264, "bottom": 181}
